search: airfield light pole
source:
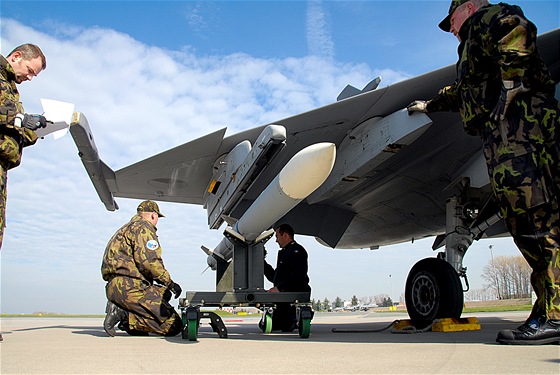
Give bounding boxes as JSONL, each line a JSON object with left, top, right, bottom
{"left": 489, "top": 244, "right": 501, "bottom": 300}
{"left": 389, "top": 274, "right": 393, "bottom": 303}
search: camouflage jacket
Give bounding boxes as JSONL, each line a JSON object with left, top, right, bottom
{"left": 101, "top": 214, "right": 172, "bottom": 287}
{"left": 0, "top": 54, "right": 38, "bottom": 169}
{"left": 426, "top": 3, "right": 557, "bottom": 167}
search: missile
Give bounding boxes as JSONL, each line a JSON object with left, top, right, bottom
{"left": 207, "top": 142, "right": 336, "bottom": 268}
{"left": 206, "top": 124, "right": 286, "bottom": 229}
{"left": 234, "top": 142, "right": 337, "bottom": 240}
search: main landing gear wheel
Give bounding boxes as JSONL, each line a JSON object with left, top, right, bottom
{"left": 405, "top": 257, "right": 463, "bottom": 329}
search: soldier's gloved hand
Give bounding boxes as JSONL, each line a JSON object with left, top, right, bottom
{"left": 16, "top": 114, "right": 48, "bottom": 130}
{"left": 163, "top": 289, "right": 172, "bottom": 302}
{"left": 490, "top": 78, "right": 529, "bottom": 121}
{"left": 407, "top": 100, "right": 429, "bottom": 115}
{"left": 169, "top": 282, "right": 182, "bottom": 299}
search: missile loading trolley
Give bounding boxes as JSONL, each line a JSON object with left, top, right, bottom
{"left": 180, "top": 129, "right": 336, "bottom": 340}
{"left": 180, "top": 227, "right": 313, "bottom": 341}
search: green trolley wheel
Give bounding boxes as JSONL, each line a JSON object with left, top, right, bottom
{"left": 264, "top": 313, "right": 273, "bottom": 334}
{"left": 187, "top": 319, "right": 198, "bottom": 341}
{"left": 298, "top": 317, "right": 311, "bottom": 338}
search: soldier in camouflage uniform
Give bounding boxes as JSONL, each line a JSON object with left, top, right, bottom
{"left": 101, "top": 200, "right": 184, "bottom": 337}
{"left": 0, "top": 44, "right": 47, "bottom": 250}
{"left": 0, "top": 44, "right": 47, "bottom": 342}
{"left": 408, "top": 0, "right": 560, "bottom": 345}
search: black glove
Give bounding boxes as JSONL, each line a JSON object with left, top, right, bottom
{"left": 407, "top": 100, "right": 429, "bottom": 115}
{"left": 490, "top": 78, "right": 529, "bottom": 122}
{"left": 169, "top": 282, "right": 182, "bottom": 299}
{"left": 21, "top": 114, "right": 48, "bottom": 131}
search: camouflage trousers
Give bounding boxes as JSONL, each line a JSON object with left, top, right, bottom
{"left": 490, "top": 146, "right": 560, "bottom": 321}
{"left": 0, "top": 163, "right": 7, "bottom": 250}
{"left": 504, "top": 203, "right": 560, "bottom": 321}
{"left": 0, "top": 133, "right": 22, "bottom": 251}
{"left": 105, "top": 276, "right": 183, "bottom": 336}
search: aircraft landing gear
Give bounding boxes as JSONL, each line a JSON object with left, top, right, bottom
{"left": 405, "top": 257, "right": 463, "bottom": 328}
{"left": 404, "top": 194, "right": 502, "bottom": 328}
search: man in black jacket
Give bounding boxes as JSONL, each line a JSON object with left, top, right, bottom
{"left": 262, "top": 223, "right": 311, "bottom": 332}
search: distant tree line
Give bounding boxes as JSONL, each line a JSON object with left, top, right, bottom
{"left": 464, "top": 255, "right": 531, "bottom": 301}
{"left": 481, "top": 255, "right": 531, "bottom": 299}
{"left": 311, "top": 294, "right": 395, "bottom": 311}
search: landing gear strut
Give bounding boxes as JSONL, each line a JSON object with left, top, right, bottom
{"left": 405, "top": 194, "right": 502, "bottom": 328}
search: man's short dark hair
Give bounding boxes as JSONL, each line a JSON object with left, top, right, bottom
{"left": 275, "top": 223, "right": 295, "bottom": 238}
{"left": 8, "top": 43, "right": 47, "bottom": 70}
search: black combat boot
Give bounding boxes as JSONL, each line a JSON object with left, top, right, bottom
{"left": 117, "top": 318, "right": 149, "bottom": 336}
{"left": 116, "top": 311, "right": 149, "bottom": 336}
{"left": 103, "top": 301, "right": 126, "bottom": 337}
{"left": 496, "top": 316, "right": 560, "bottom": 345}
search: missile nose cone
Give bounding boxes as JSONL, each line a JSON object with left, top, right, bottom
{"left": 279, "top": 142, "right": 336, "bottom": 199}
{"left": 231, "top": 142, "right": 336, "bottom": 243}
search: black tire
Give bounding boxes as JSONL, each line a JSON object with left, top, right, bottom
{"left": 405, "top": 257, "right": 463, "bottom": 328}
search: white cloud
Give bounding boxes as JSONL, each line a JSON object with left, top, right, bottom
{"left": 185, "top": 3, "right": 208, "bottom": 36}
{"left": 306, "top": 0, "right": 335, "bottom": 60}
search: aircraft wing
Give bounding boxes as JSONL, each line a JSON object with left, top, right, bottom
{"left": 111, "top": 128, "right": 227, "bottom": 205}
{"left": 70, "top": 28, "right": 560, "bottom": 250}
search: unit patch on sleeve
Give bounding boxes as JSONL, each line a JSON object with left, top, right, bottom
{"left": 146, "top": 240, "right": 160, "bottom": 250}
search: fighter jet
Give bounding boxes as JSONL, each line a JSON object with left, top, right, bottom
{"left": 70, "top": 28, "right": 559, "bottom": 330}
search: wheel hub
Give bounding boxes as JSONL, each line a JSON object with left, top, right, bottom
{"left": 412, "top": 273, "right": 437, "bottom": 316}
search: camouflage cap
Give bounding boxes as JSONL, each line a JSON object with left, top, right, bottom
{"left": 438, "top": 0, "right": 470, "bottom": 32}
{"left": 137, "top": 200, "right": 165, "bottom": 218}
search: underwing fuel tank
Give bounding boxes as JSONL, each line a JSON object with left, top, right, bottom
{"left": 206, "top": 142, "right": 336, "bottom": 268}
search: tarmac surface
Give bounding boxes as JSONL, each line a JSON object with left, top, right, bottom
{"left": 0, "top": 310, "right": 559, "bottom": 374}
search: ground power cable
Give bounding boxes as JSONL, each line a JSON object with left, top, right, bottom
{"left": 331, "top": 319, "right": 439, "bottom": 334}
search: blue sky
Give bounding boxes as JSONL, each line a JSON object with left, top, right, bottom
{"left": 0, "top": 0, "right": 558, "bottom": 314}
